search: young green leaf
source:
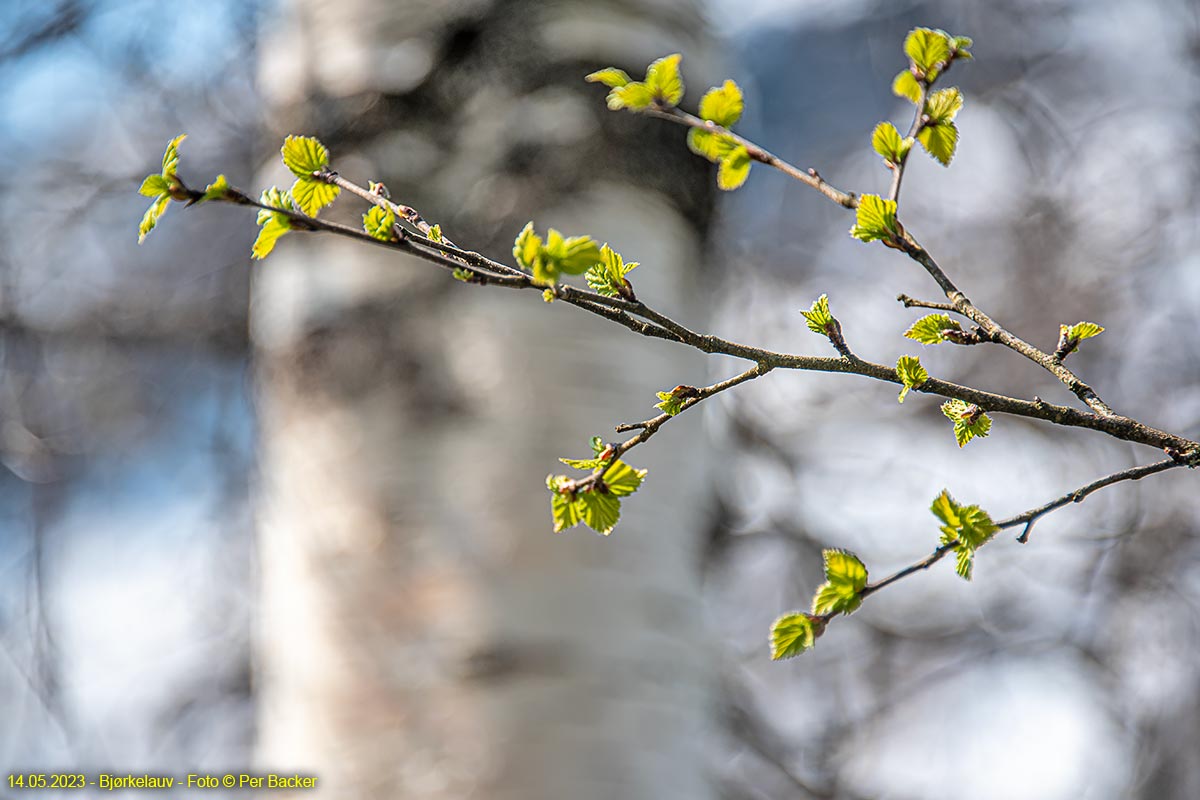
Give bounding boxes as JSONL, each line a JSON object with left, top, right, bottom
{"left": 252, "top": 187, "right": 293, "bottom": 260}
{"left": 281, "top": 135, "right": 330, "bottom": 178}
{"left": 904, "top": 28, "right": 952, "bottom": 76}
{"left": 607, "top": 82, "right": 656, "bottom": 110}
{"left": 893, "top": 70, "right": 922, "bottom": 104}
{"left": 585, "top": 244, "right": 639, "bottom": 298}
{"left": 951, "top": 35, "right": 974, "bottom": 59}
{"left": 930, "top": 489, "right": 998, "bottom": 581}
{"left": 698, "top": 80, "right": 744, "bottom": 127}
{"left": 644, "top": 53, "right": 684, "bottom": 106}
{"left": 655, "top": 391, "right": 686, "bottom": 417}
{"left": 871, "top": 121, "right": 910, "bottom": 165}
{"left": 513, "top": 222, "right": 542, "bottom": 272}
{"left": 602, "top": 459, "right": 647, "bottom": 497}
{"left": 925, "top": 87, "right": 964, "bottom": 122}
{"left": 136, "top": 134, "right": 188, "bottom": 244}
{"left": 161, "top": 133, "right": 186, "bottom": 177}
{"left": 849, "top": 194, "right": 900, "bottom": 243}
{"left": 585, "top": 68, "right": 632, "bottom": 88}
{"left": 201, "top": 174, "right": 229, "bottom": 202}
{"left": 717, "top": 145, "right": 752, "bottom": 190}
{"left": 904, "top": 313, "right": 962, "bottom": 345}
{"left": 548, "top": 476, "right": 583, "bottom": 533}
{"left": 800, "top": 294, "right": 835, "bottom": 336}
{"left": 577, "top": 489, "right": 621, "bottom": 535}
{"left": 453, "top": 268, "right": 474, "bottom": 282}
{"left": 896, "top": 355, "right": 929, "bottom": 403}
{"left": 138, "top": 194, "right": 171, "bottom": 244}
{"left": 687, "top": 129, "right": 739, "bottom": 162}
{"left": 811, "top": 549, "right": 869, "bottom": 616}
{"left": 363, "top": 205, "right": 397, "bottom": 241}
{"left": 770, "top": 612, "right": 817, "bottom": 659}
{"left": 1063, "top": 321, "right": 1105, "bottom": 342}
{"left": 917, "top": 122, "right": 959, "bottom": 166}
{"left": 941, "top": 399, "right": 992, "bottom": 447}
{"left": 280, "top": 136, "right": 339, "bottom": 216}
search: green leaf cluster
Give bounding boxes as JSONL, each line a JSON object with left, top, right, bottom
{"left": 362, "top": 205, "right": 397, "bottom": 241}
{"left": 586, "top": 54, "right": 684, "bottom": 111}
{"left": 849, "top": 195, "right": 900, "bottom": 243}
{"left": 904, "top": 313, "right": 962, "bottom": 345}
{"left": 940, "top": 399, "right": 992, "bottom": 447}
{"left": 253, "top": 187, "right": 294, "bottom": 260}
{"left": 871, "top": 121, "right": 913, "bottom": 167}
{"left": 137, "top": 134, "right": 188, "bottom": 244}
{"left": 811, "top": 549, "right": 869, "bottom": 615}
{"left": 930, "top": 489, "right": 998, "bottom": 580}
{"left": 281, "top": 135, "right": 340, "bottom": 216}
{"left": 896, "top": 355, "right": 929, "bottom": 403}
{"left": 687, "top": 80, "right": 752, "bottom": 190}
{"left": 585, "top": 245, "right": 639, "bottom": 298}
{"left": 901, "top": 28, "right": 971, "bottom": 82}
{"left": 512, "top": 223, "right": 603, "bottom": 286}
{"left": 918, "top": 87, "right": 964, "bottom": 166}
{"left": 547, "top": 439, "right": 647, "bottom": 536}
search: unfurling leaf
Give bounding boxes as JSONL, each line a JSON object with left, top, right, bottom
{"left": 925, "top": 87, "right": 964, "bottom": 122}
{"left": 1057, "top": 321, "right": 1105, "bottom": 357}
{"left": 654, "top": 384, "right": 699, "bottom": 417}
{"left": 363, "top": 205, "right": 397, "bottom": 241}
{"left": 585, "top": 244, "right": 639, "bottom": 297}
{"left": 161, "top": 133, "right": 186, "bottom": 177}
{"left": 941, "top": 399, "right": 992, "bottom": 447}
{"left": 871, "top": 121, "right": 911, "bottom": 165}
{"left": 811, "top": 549, "right": 869, "bottom": 615}
{"left": 930, "top": 489, "right": 998, "bottom": 580}
{"left": 904, "top": 28, "right": 952, "bottom": 76}
{"left": 585, "top": 68, "right": 632, "bottom": 88}
{"left": 252, "top": 187, "right": 293, "bottom": 260}
{"left": 644, "top": 53, "right": 684, "bottom": 106}
{"left": 136, "top": 134, "right": 188, "bottom": 244}
{"left": 717, "top": 145, "right": 752, "bottom": 190}
{"left": 849, "top": 194, "right": 900, "bottom": 243}
{"left": 698, "top": 79, "right": 744, "bottom": 127}
{"left": 770, "top": 612, "right": 823, "bottom": 660}
{"left": 904, "top": 313, "right": 962, "bottom": 344}
{"left": 800, "top": 294, "right": 836, "bottom": 336}
{"left": 201, "top": 174, "right": 229, "bottom": 202}
{"left": 896, "top": 355, "right": 929, "bottom": 403}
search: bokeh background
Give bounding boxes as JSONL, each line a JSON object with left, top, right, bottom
{"left": 1, "top": 0, "right": 1197, "bottom": 798}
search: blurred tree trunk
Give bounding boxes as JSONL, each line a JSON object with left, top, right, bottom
{"left": 252, "top": 1, "right": 720, "bottom": 798}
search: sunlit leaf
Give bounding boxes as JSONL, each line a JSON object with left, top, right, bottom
{"left": 800, "top": 294, "right": 835, "bottom": 336}
{"left": 770, "top": 612, "right": 817, "bottom": 660}
{"left": 698, "top": 79, "right": 743, "bottom": 127}
{"left": 896, "top": 355, "right": 929, "bottom": 403}
{"left": 137, "top": 194, "right": 171, "bottom": 244}
{"left": 363, "top": 205, "right": 397, "bottom": 241}
{"left": 281, "top": 135, "right": 330, "bottom": 178}
{"left": 849, "top": 194, "right": 899, "bottom": 242}
{"left": 645, "top": 53, "right": 683, "bottom": 106}
{"left": 904, "top": 28, "right": 952, "bottom": 75}
{"left": 717, "top": 145, "right": 751, "bottom": 190}
{"left": 585, "top": 67, "right": 632, "bottom": 88}
{"left": 941, "top": 399, "right": 992, "bottom": 447}
{"left": 905, "top": 313, "right": 961, "bottom": 344}
{"left": 810, "top": 549, "right": 868, "bottom": 615}
{"left": 893, "top": 70, "right": 922, "bottom": 104}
